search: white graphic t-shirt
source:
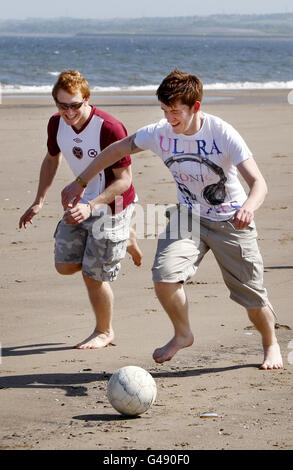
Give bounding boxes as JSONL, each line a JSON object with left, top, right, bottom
{"left": 134, "top": 113, "right": 252, "bottom": 221}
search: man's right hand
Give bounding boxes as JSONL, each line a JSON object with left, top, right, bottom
{"left": 19, "top": 203, "right": 42, "bottom": 229}
{"left": 61, "top": 180, "right": 85, "bottom": 209}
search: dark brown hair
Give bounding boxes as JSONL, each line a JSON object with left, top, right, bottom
{"left": 156, "top": 68, "right": 203, "bottom": 107}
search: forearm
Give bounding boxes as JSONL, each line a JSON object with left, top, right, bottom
{"left": 89, "top": 178, "right": 130, "bottom": 209}
{"left": 234, "top": 157, "right": 268, "bottom": 228}
{"left": 19, "top": 153, "right": 61, "bottom": 229}
{"left": 232, "top": 178, "right": 268, "bottom": 229}
{"left": 34, "top": 154, "right": 61, "bottom": 205}
{"left": 79, "top": 136, "right": 139, "bottom": 184}
{"left": 242, "top": 177, "right": 268, "bottom": 212}
{"left": 64, "top": 167, "right": 132, "bottom": 225}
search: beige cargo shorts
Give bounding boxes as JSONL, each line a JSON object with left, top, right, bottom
{"left": 152, "top": 206, "right": 270, "bottom": 309}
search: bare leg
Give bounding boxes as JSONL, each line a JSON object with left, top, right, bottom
{"left": 75, "top": 273, "right": 115, "bottom": 349}
{"left": 55, "top": 262, "right": 82, "bottom": 276}
{"left": 55, "top": 263, "right": 114, "bottom": 349}
{"left": 247, "top": 306, "right": 283, "bottom": 370}
{"left": 127, "top": 227, "right": 143, "bottom": 266}
{"left": 152, "top": 281, "right": 194, "bottom": 363}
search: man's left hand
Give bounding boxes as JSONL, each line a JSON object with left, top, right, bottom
{"left": 231, "top": 207, "right": 254, "bottom": 229}
{"left": 63, "top": 203, "right": 91, "bottom": 225}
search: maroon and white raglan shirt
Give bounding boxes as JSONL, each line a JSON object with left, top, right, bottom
{"left": 47, "top": 106, "right": 136, "bottom": 213}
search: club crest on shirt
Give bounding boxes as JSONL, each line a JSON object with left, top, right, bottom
{"left": 88, "top": 149, "right": 98, "bottom": 158}
{"left": 72, "top": 146, "right": 83, "bottom": 159}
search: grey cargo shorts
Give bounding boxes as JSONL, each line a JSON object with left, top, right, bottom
{"left": 54, "top": 203, "right": 135, "bottom": 282}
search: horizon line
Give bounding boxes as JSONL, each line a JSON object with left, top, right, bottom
{"left": 2, "top": 12, "right": 293, "bottom": 21}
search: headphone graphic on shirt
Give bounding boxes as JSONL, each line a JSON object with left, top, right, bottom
{"left": 164, "top": 153, "right": 227, "bottom": 206}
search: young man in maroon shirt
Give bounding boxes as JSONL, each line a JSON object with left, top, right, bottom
{"left": 19, "top": 70, "right": 142, "bottom": 349}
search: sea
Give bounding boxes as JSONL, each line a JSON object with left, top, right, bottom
{"left": 0, "top": 34, "right": 293, "bottom": 95}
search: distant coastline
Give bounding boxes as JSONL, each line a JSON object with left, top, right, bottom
{"left": 1, "top": 32, "right": 293, "bottom": 40}
{"left": 1, "top": 13, "right": 293, "bottom": 37}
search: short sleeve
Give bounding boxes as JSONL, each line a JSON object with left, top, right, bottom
{"left": 226, "top": 125, "right": 253, "bottom": 166}
{"left": 134, "top": 123, "right": 157, "bottom": 151}
{"left": 100, "top": 119, "right": 131, "bottom": 168}
{"left": 47, "top": 115, "right": 61, "bottom": 156}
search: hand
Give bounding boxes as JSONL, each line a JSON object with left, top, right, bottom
{"left": 63, "top": 203, "right": 91, "bottom": 225}
{"left": 61, "top": 181, "right": 85, "bottom": 209}
{"left": 19, "top": 203, "right": 42, "bottom": 229}
{"left": 231, "top": 207, "right": 254, "bottom": 229}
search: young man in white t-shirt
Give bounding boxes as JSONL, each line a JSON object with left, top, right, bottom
{"left": 19, "top": 70, "right": 142, "bottom": 350}
{"left": 61, "top": 69, "right": 283, "bottom": 370}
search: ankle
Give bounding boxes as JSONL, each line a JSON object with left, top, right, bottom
{"left": 262, "top": 339, "right": 279, "bottom": 348}
{"left": 94, "top": 327, "right": 114, "bottom": 336}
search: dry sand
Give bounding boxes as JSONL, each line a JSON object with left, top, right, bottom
{"left": 0, "top": 89, "right": 292, "bottom": 452}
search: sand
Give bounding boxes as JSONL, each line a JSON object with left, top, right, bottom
{"left": 0, "top": 89, "right": 292, "bottom": 452}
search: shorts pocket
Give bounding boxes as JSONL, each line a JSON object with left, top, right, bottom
{"left": 104, "top": 238, "right": 128, "bottom": 264}
{"left": 239, "top": 239, "right": 263, "bottom": 285}
{"left": 92, "top": 206, "right": 133, "bottom": 243}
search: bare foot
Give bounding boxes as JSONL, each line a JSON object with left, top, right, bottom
{"left": 260, "top": 342, "right": 283, "bottom": 370}
{"left": 153, "top": 333, "right": 194, "bottom": 364}
{"left": 127, "top": 228, "right": 143, "bottom": 266}
{"left": 75, "top": 330, "right": 115, "bottom": 349}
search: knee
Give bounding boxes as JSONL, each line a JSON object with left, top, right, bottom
{"left": 55, "top": 263, "right": 82, "bottom": 275}
{"left": 154, "top": 281, "right": 166, "bottom": 292}
{"left": 154, "top": 280, "right": 182, "bottom": 296}
{"left": 82, "top": 272, "right": 103, "bottom": 288}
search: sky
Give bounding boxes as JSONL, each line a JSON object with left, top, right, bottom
{"left": 1, "top": 0, "right": 293, "bottom": 20}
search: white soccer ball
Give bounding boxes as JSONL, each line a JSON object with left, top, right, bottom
{"left": 107, "top": 365, "right": 157, "bottom": 416}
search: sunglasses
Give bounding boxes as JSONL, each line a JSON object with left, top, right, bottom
{"left": 55, "top": 98, "right": 85, "bottom": 110}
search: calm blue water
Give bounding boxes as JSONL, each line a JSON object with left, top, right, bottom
{"left": 0, "top": 34, "right": 292, "bottom": 93}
